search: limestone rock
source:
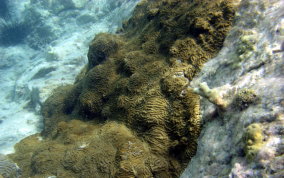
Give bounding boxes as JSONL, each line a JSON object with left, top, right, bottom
{"left": 182, "top": 0, "right": 284, "bottom": 177}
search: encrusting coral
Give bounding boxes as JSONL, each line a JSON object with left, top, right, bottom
{"left": 234, "top": 88, "right": 259, "bottom": 110}
{"left": 243, "top": 123, "right": 265, "bottom": 160}
{"left": 9, "top": 0, "right": 237, "bottom": 177}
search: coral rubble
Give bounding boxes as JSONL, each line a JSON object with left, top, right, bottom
{"left": 9, "top": 0, "right": 236, "bottom": 177}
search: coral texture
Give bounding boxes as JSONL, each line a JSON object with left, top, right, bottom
{"left": 234, "top": 88, "right": 259, "bottom": 110}
{"left": 243, "top": 123, "right": 264, "bottom": 160}
{"left": 0, "top": 154, "right": 21, "bottom": 178}
{"left": 10, "top": 0, "right": 236, "bottom": 177}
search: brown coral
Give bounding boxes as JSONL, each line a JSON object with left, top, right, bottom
{"left": 87, "top": 33, "right": 123, "bottom": 69}
{"left": 144, "top": 126, "right": 171, "bottom": 155}
{"left": 78, "top": 90, "right": 103, "bottom": 117}
{"left": 10, "top": 0, "right": 237, "bottom": 177}
{"left": 140, "top": 97, "right": 169, "bottom": 125}
{"left": 170, "top": 38, "right": 211, "bottom": 68}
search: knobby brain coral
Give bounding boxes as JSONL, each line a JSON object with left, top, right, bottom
{"left": 10, "top": 0, "right": 237, "bottom": 177}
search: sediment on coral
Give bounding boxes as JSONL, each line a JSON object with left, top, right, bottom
{"left": 10, "top": 0, "right": 237, "bottom": 177}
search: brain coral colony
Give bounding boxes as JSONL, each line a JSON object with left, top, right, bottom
{"left": 9, "top": 0, "right": 236, "bottom": 177}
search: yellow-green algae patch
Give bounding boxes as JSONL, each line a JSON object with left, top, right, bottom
{"left": 243, "top": 123, "right": 265, "bottom": 161}
{"left": 10, "top": 0, "right": 237, "bottom": 177}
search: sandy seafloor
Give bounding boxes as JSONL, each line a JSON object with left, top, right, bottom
{"left": 0, "top": 0, "right": 140, "bottom": 154}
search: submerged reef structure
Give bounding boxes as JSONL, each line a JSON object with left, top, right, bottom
{"left": 182, "top": 0, "right": 284, "bottom": 177}
{"left": 0, "top": 154, "right": 21, "bottom": 178}
{"left": 9, "top": 0, "right": 237, "bottom": 177}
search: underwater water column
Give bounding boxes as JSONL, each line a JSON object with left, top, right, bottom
{"left": 0, "top": 0, "right": 140, "bottom": 154}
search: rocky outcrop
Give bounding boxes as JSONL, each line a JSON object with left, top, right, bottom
{"left": 181, "top": 0, "right": 284, "bottom": 177}
{"left": 10, "top": 0, "right": 237, "bottom": 177}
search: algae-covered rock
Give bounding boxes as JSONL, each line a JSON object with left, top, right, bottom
{"left": 181, "top": 0, "right": 283, "bottom": 177}
{"left": 10, "top": 0, "right": 236, "bottom": 177}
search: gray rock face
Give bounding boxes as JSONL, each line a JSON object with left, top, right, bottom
{"left": 0, "top": 154, "right": 21, "bottom": 178}
{"left": 181, "top": 0, "right": 284, "bottom": 177}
